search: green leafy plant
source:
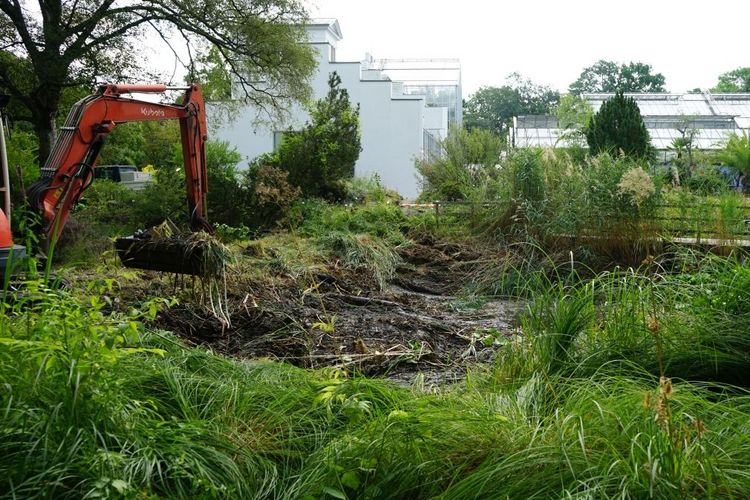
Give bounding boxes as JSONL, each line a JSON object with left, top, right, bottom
{"left": 718, "top": 130, "right": 750, "bottom": 178}
{"left": 416, "top": 126, "right": 504, "bottom": 201}
{"left": 345, "top": 174, "right": 400, "bottom": 205}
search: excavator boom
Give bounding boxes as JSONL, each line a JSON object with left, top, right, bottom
{"left": 28, "top": 83, "right": 210, "bottom": 243}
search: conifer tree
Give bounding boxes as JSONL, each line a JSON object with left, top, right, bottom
{"left": 586, "top": 92, "right": 651, "bottom": 158}
{"left": 277, "top": 72, "right": 362, "bottom": 200}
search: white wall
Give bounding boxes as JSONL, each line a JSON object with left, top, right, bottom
{"left": 209, "top": 23, "right": 427, "bottom": 199}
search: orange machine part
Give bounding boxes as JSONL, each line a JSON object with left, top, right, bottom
{"left": 0, "top": 209, "right": 13, "bottom": 248}
{"left": 30, "top": 83, "right": 209, "bottom": 242}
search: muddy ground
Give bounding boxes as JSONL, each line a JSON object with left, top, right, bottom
{"left": 114, "top": 239, "right": 521, "bottom": 384}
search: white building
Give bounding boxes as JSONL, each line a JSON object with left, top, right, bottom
{"left": 210, "top": 19, "right": 462, "bottom": 199}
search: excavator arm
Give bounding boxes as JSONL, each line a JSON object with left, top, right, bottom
{"left": 27, "top": 83, "right": 210, "bottom": 243}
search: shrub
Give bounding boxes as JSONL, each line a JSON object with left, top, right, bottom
{"left": 416, "top": 127, "right": 504, "bottom": 201}
{"left": 345, "top": 174, "right": 400, "bottom": 205}
{"left": 718, "top": 130, "right": 750, "bottom": 180}
{"left": 684, "top": 165, "right": 730, "bottom": 195}
{"left": 243, "top": 164, "right": 301, "bottom": 231}
{"left": 115, "top": 140, "right": 246, "bottom": 230}
{"left": 98, "top": 121, "right": 181, "bottom": 169}
{"left": 133, "top": 165, "right": 186, "bottom": 227}
{"left": 204, "top": 140, "right": 244, "bottom": 226}
{"left": 5, "top": 130, "right": 38, "bottom": 207}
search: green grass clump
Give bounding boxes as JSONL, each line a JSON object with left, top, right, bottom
{"left": 490, "top": 250, "right": 750, "bottom": 386}
{"left": 446, "top": 376, "right": 750, "bottom": 499}
{"left": 4, "top": 269, "right": 750, "bottom": 498}
{"left": 320, "top": 231, "right": 401, "bottom": 289}
{"left": 247, "top": 199, "right": 408, "bottom": 288}
{"left": 295, "top": 199, "right": 408, "bottom": 246}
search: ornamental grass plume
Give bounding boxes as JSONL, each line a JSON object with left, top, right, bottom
{"left": 617, "top": 167, "right": 656, "bottom": 207}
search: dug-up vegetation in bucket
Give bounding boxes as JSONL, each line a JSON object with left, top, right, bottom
{"left": 116, "top": 220, "right": 233, "bottom": 328}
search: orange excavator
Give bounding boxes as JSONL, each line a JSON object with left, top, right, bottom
{"left": 0, "top": 83, "right": 211, "bottom": 278}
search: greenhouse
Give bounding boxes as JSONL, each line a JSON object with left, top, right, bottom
{"left": 511, "top": 92, "right": 750, "bottom": 162}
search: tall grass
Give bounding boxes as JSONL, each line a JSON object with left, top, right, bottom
{"left": 461, "top": 149, "right": 664, "bottom": 266}
{"left": 5, "top": 194, "right": 750, "bottom": 498}
{"left": 659, "top": 189, "right": 749, "bottom": 242}
{"left": 445, "top": 376, "right": 750, "bottom": 499}
{"left": 321, "top": 232, "right": 401, "bottom": 289}
{"left": 244, "top": 201, "right": 408, "bottom": 289}
{"left": 490, "top": 249, "right": 750, "bottom": 386}
{"left": 4, "top": 256, "right": 750, "bottom": 498}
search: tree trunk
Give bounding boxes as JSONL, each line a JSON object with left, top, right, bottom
{"left": 33, "top": 111, "right": 58, "bottom": 169}
{"left": 29, "top": 73, "right": 64, "bottom": 168}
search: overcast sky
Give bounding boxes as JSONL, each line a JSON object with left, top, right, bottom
{"left": 307, "top": 0, "right": 749, "bottom": 97}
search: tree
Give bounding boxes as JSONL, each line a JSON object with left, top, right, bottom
{"left": 712, "top": 67, "right": 750, "bottom": 93}
{"left": 555, "top": 93, "right": 594, "bottom": 148}
{"left": 98, "top": 121, "right": 181, "bottom": 168}
{"left": 569, "top": 60, "right": 666, "bottom": 94}
{"left": 0, "top": 0, "right": 316, "bottom": 165}
{"left": 464, "top": 73, "right": 559, "bottom": 136}
{"left": 274, "top": 72, "right": 362, "bottom": 200}
{"left": 586, "top": 92, "right": 651, "bottom": 159}
{"left": 192, "top": 46, "right": 233, "bottom": 102}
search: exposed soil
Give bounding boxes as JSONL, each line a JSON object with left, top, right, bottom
{"left": 119, "top": 239, "right": 521, "bottom": 384}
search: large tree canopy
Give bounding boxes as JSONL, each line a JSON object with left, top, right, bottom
{"left": 464, "top": 73, "right": 559, "bottom": 136}
{"left": 569, "top": 60, "right": 666, "bottom": 95}
{"left": 712, "top": 67, "right": 750, "bottom": 93}
{"left": 0, "top": 0, "right": 316, "bottom": 164}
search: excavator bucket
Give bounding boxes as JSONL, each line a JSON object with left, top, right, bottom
{"left": 115, "top": 236, "right": 206, "bottom": 275}
{"left": 115, "top": 222, "right": 229, "bottom": 277}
